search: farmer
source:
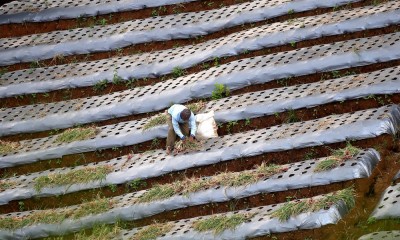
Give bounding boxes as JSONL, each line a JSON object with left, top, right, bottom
{"left": 166, "top": 104, "right": 197, "bottom": 154}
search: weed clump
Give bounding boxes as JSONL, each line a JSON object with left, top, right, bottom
{"left": 211, "top": 83, "right": 230, "bottom": 100}
{"left": 34, "top": 165, "right": 113, "bottom": 192}
{"left": 193, "top": 213, "right": 251, "bottom": 234}
{"left": 0, "top": 140, "right": 20, "bottom": 155}
{"left": 136, "top": 163, "right": 285, "bottom": 203}
{"left": 55, "top": 126, "right": 99, "bottom": 144}
{"left": 133, "top": 223, "right": 173, "bottom": 240}
{"left": 271, "top": 188, "right": 355, "bottom": 222}
{"left": 142, "top": 113, "right": 168, "bottom": 131}
{"left": 314, "top": 143, "right": 361, "bottom": 172}
{"left": 142, "top": 101, "right": 206, "bottom": 131}
{"left": 0, "top": 196, "right": 115, "bottom": 230}
{"left": 73, "top": 223, "right": 121, "bottom": 240}
{"left": 0, "top": 181, "right": 16, "bottom": 192}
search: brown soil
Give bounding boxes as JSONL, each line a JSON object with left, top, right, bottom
{"left": 0, "top": 0, "right": 250, "bottom": 38}
{"left": 1, "top": 24, "right": 398, "bottom": 110}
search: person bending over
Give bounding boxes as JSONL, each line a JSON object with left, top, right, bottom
{"left": 166, "top": 104, "right": 197, "bottom": 154}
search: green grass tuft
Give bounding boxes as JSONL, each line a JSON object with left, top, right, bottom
{"left": 133, "top": 223, "right": 173, "bottom": 240}
{"left": 34, "top": 165, "right": 113, "bottom": 192}
{"left": 193, "top": 214, "right": 251, "bottom": 234}
{"left": 137, "top": 184, "right": 175, "bottom": 203}
{"left": 314, "top": 143, "right": 361, "bottom": 172}
{"left": 73, "top": 223, "right": 121, "bottom": 240}
{"left": 0, "top": 140, "right": 20, "bottom": 155}
{"left": 271, "top": 187, "right": 355, "bottom": 222}
{"left": 211, "top": 83, "right": 230, "bottom": 100}
{"left": 55, "top": 126, "right": 99, "bottom": 143}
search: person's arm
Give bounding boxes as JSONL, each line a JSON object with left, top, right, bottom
{"left": 172, "top": 117, "right": 185, "bottom": 140}
{"left": 189, "top": 112, "right": 197, "bottom": 137}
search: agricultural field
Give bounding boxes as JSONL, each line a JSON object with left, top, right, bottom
{"left": 0, "top": 0, "right": 400, "bottom": 239}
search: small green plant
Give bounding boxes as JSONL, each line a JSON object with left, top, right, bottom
{"left": 34, "top": 165, "right": 112, "bottom": 192}
{"left": 97, "top": 18, "right": 107, "bottom": 26}
{"left": 29, "top": 61, "right": 42, "bottom": 69}
{"left": 93, "top": 79, "right": 108, "bottom": 92}
{"left": 18, "top": 202, "right": 25, "bottom": 211}
{"left": 304, "top": 149, "right": 316, "bottom": 160}
{"left": 151, "top": 9, "right": 159, "bottom": 17}
{"left": 108, "top": 184, "right": 118, "bottom": 193}
{"left": 285, "top": 109, "right": 300, "bottom": 123}
{"left": 171, "top": 66, "right": 186, "bottom": 78}
{"left": 112, "top": 70, "right": 123, "bottom": 84}
{"left": 193, "top": 213, "right": 251, "bottom": 234}
{"left": 54, "top": 126, "right": 99, "bottom": 144}
{"left": 213, "top": 57, "right": 220, "bottom": 66}
{"left": 226, "top": 121, "right": 238, "bottom": 133}
{"left": 290, "top": 41, "right": 296, "bottom": 48}
{"left": 288, "top": 9, "right": 295, "bottom": 14}
{"left": 127, "top": 179, "right": 147, "bottom": 191}
{"left": 366, "top": 217, "right": 377, "bottom": 224}
{"left": 244, "top": 118, "right": 251, "bottom": 126}
{"left": 314, "top": 143, "right": 361, "bottom": 172}
{"left": 133, "top": 223, "right": 173, "bottom": 240}
{"left": 211, "top": 83, "right": 230, "bottom": 100}
{"left": 0, "top": 140, "right": 20, "bottom": 155}
{"left": 271, "top": 188, "right": 355, "bottom": 221}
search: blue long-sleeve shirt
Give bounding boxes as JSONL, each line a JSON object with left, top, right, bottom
{"left": 168, "top": 104, "right": 196, "bottom": 139}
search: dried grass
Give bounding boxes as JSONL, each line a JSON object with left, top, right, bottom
{"left": 314, "top": 143, "right": 361, "bottom": 172}
{"left": 0, "top": 140, "right": 20, "bottom": 155}
{"left": 193, "top": 213, "right": 252, "bottom": 235}
{"left": 137, "top": 163, "right": 285, "bottom": 203}
{"left": 173, "top": 138, "right": 204, "bottom": 154}
{"left": 132, "top": 223, "right": 173, "bottom": 240}
{"left": 55, "top": 126, "right": 99, "bottom": 143}
{"left": 271, "top": 188, "right": 355, "bottom": 222}
{"left": 0, "top": 195, "right": 115, "bottom": 230}
{"left": 34, "top": 165, "right": 113, "bottom": 192}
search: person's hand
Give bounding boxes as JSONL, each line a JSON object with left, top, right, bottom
{"left": 181, "top": 136, "right": 186, "bottom": 142}
{"left": 189, "top": 135, "right": 196, "bottom": 141}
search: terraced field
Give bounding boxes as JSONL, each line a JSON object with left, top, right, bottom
{"left": 1, "top": 0, "right": 400, "bottom": 239}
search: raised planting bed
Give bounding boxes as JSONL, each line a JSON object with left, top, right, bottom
{"left": 0, "top": 0, "right": 370, "bottom": 65}
{"left": 369, "top": 170, "right": 400, "bottom": 220}
{"left": 358, "top": 231, "right": 400, "bottom": 240}
{"left": 123, "top": 188, "right": 356, "bottom": 239}
{"left": 0, "top": 0, "right": 199, "bottom": 24}
{"left": 1, "top": 4, "right": 400, "bottom": 96}
{"left": 0, "top": 132, "right": 382, "bottom": 204}
{"left": 0, "top": 99, "right": 399, "bottom": 168}
{"left": 2, "top": 60, "right": 400, "bottom": 138}
{"left": 0, "top": 162, "right": 360, "bottom": 238}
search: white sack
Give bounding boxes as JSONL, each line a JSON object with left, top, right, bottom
{"left": 195, "top": 111, "right": 218, "bottom": 140}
